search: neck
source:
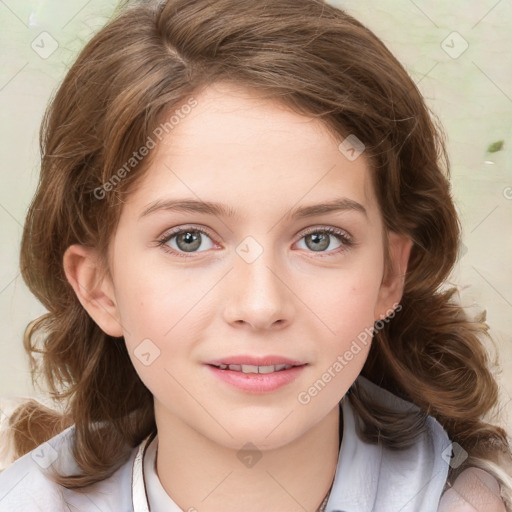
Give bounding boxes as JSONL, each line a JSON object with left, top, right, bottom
{"left": 153, "top": 404, "right": 341, "bottom": 512}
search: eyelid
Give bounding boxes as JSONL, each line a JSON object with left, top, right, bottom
{"left": 299, "top": 225, "right": 352, "bottom": 241}
{"left": 158, "top": 224, "right": 216, "bottom": 241}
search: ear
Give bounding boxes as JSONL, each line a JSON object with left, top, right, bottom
{"left": 374, "top": 231, "right": 413, "bottom": 321}
{"left": 62, "top": 244, "right": 124, "bottom": 337}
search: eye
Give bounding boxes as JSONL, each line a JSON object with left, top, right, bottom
{"left": 157, "top": 226, "right": 216, "bottom": 257}
{"left": 296, "top": 226, "right": 353, "bottom": 255}
{"left": 157, "top": 225, "right": 354, "bottom": 258}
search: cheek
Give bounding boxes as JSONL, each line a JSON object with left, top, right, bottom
{"left": 114, "top": 263, "right": 214, "bottom": 378}
{"left": 314, "top": 261, "right": 383, "bottom": 334}
{"left": 114, "top": 256, "right": 204, "bottom": 336}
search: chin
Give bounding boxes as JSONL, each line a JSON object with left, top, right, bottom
{"left": 209, "top": 412, "right": 318, "bottom": 451}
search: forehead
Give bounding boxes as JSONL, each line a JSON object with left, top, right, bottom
{"left": 123, "top": 81, "right": 379, "bottom": 221}
{"left": 166, "top": 81, "right": 342, "bottom": 155}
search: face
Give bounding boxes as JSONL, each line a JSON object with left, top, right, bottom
{"left": 65, "top": 81, "right": 411, "bottom": 450}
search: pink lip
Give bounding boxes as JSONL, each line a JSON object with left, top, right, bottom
{"left": 204, "top": 355, "right": 307, "bottom": 394}
{"left": 206, "top": 355, "right": 304, "bottom": 366}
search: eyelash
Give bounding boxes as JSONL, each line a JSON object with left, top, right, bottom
{"left": 156, "top": 225, "right": 354, "bottom": 258}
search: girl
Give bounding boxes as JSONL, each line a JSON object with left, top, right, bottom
{"left": 0, "top": 0, "right": 511, "bottom": 510}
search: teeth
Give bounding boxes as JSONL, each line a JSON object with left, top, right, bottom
{"left": 241, "top": 364, "right": 259, "bottom": 373}
{"left": 258, "top": 365, "right": 276, "bottom": 374}
{"left": 216, "top": 364, "right": 294, "bottom": 373}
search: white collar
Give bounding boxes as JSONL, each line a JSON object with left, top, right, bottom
{"left": 131, "top": 429, "right": 155, "bottom": 512}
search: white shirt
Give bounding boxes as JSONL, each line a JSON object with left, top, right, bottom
{"left": 0, "top": 375, "right": 451, "bottom": 511}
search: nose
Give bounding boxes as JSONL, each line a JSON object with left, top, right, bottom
{"left": 223, "top": 244, "right": 294, "bottom": 330}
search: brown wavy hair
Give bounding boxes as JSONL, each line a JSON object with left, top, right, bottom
{"left": 9, "top": 0, "right": 512, "bottom": 506}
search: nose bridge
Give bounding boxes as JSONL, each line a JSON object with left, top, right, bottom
{"left": 224, "top": 234, "right": 291, "bottom": 328}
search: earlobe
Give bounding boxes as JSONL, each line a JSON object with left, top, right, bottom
{"left": 62, "top": 244, "right": 124, "bottom": 338}
{"left": 374, "top": 232, "right": 413, "bottom": 321}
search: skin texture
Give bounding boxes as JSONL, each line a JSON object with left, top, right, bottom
{"left": 62, "top": 81, "right": 503, "bottom": 511}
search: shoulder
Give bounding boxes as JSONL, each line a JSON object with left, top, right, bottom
{"left": 344, "top": 376, "right": 453, "bottom": 510}
{"left": 0, "top": 423, "right": 75, "bottom": 511}
{"left": 347, "top": 377, "right": 507, "bottom": 512}
{"left": 0, "top": 421, "right": 137, "bottom": 512}
{"left": 438, "top": 467, "right": 506, "bottom": 512}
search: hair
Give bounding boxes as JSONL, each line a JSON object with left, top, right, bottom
{"left": 8, "top": 0, "right": 512, "bottom": 507}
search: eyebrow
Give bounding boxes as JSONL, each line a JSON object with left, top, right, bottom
{"left": 138, "top": 197, "right": 368, "bottom": 221}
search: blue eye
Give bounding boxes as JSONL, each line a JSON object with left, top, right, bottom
{"left": 157, "top": 226, "right": 354, "bottom": 258}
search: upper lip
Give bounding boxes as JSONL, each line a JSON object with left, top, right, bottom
{"left": 206, "top": 355, "right": 306, "bottom": 367}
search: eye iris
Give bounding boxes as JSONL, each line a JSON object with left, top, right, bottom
{"left": 305, "top": 232, "right": 329, "bottom": 251}
{"left": 177, "top": 231, "right": 202, "bottom": 252}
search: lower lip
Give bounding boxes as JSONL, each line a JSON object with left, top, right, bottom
{"left": 205, "top": 364, "right": 306, "bottom": 393}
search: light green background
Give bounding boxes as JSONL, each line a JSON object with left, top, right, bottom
{"left": 0, "top": 0, "right": 510, "bottom": 433}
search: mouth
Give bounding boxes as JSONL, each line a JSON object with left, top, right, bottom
{"left": 208, "top": 363, "right": 302, "bottom": 374}
{"left": 205, "top": 355, "right": 306, "bottom": 373}
{"left": 205, "top": 356, "right": 307, "bottom": 392}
